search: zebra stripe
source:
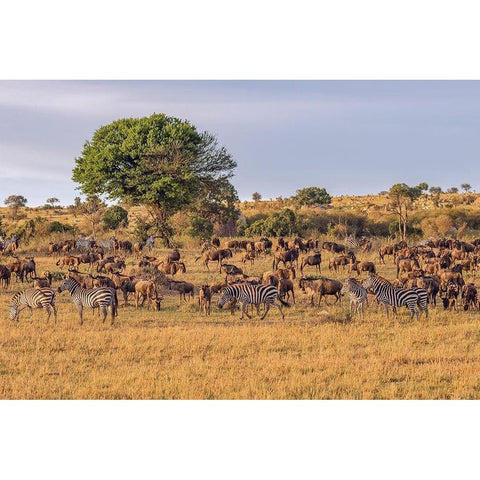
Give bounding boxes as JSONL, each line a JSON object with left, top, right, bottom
{"left": 58, "top": 276, "right": 117, "bottom": 325}
{"left": 9, "top": 287, "right": 57, "bottom": 323}
{"left": 341, "top": 278, "right": 367, "bottom": 317}
{"left": 218, "top": 283, "right": 288, "bottom": 320}
{"left": 363, "top": 274, "right": 425, "bottom": 319}
{"left": 346, "top": 235, "right": 359, "bottom": 248}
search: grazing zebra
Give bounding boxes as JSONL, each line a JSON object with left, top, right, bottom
{"left": 9, "top": 287, "right": 57, "bottom": 323}
{"left": 146, "top": 235, "right": 156, "bottom": 252}
{"left": 341, "top": 278, "right": 368, "bottom": 317}
{"left": 58, "top": 276, "right": 117, "bottom": 325}
{"left": 363, "top": 274, "right": 427, "bottom": 319}
{"left": 346, "top": 235, "right": 359, "bottom": 249}
{"left": 218, "top": 284, "right": 289, "bottom": 320}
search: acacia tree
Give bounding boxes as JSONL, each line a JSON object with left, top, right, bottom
{"left": 75, "top": 195, "right": 106, "bottom": 239}
{"left": 46, "top": 197, "right": 60, "bottom": 208}
{"left": 73, "top": 114, "right": 238, "bottom": 246}
{"left": 387, "top": 183, "right": 424, "bottom": 240}
{"left": 461, "top": 183, "right": 472, "bottom": 193}
{"left": 4, "top": 195, "right": 27, "bottom": 221}
{"left": 293, "top": 187, "right": 331, "bottom": 207}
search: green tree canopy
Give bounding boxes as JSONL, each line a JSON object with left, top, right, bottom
{"left": 103, "top": 205, "right": 129, "bottom": 231}
{"left": 293, "top": 187, "right": 331, "bottom": 207}
{"left": 461, "top": 183, "right": 472, "bottom": 193}
{"left": 245, "top": 209, "right": 297, "bottom": 237}
{"left": 252, "top": 192, "right": 262, "bottom": 202}
{"left": 73, "top": 113, "right": 238, "bottom": 245}
{"left": 4, "top": 195, "right": 27, "bottom": 221}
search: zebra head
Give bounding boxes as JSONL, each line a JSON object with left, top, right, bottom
{"left": 217, "top": 288, "right": 232, "bottom": 309}
{"left": 362, "top": 275, "right": 375, "bottom": 291}
{"left": 58, "top": 276, "right": 77, "bottom": 293}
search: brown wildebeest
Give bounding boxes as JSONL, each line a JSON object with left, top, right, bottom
{"left": 111, "top": 272, "right": 139, "bottom": 306}
{"left": 67, "top": 269, "right": 96, "bottom": 289}
{"left": 168, "top": 280, "right": 195, "bottom": 305}
{"left": 56, "top": 256, "right": 80, "bottom": 268}
{"left": 195, "top": 249, "right": 233, "bottom": 272}
{"left": 48, "top": 242, "right": 60, "bottom": 256}
{"left": 329, "top": 254, "right": 351, "bottom": 272}
{"left": 157, "top": 261, "right": 186, "bottom": 276}
{"left": 278, "top": 278, "right": 295, "bottom": 304}
{"left": 225, "top": 240, "right": 239, "bottom": 251}
{"left": 396, "top": 258, "right": 420, "bottom": 277}
{"left": 165, "top": 249, "right": 181, "bottom": 264}
{"left": 241, "top": 251, "right": 256, "bottom": 266}
{"left": 104, "top": 260, "right": 126, "bottom": 274}
{"left": 221, "top": 264, "right": 243, "bottom": 276}
{"left": 441, "top": 281, "right": 459, "bottom": 311}
{"left": 7, "top": 258, "right": 22, "bottom": 282}
{"left": 348, "top": 261, "right": 376, "bottom": 276}
{"left": 299, "top": 277, "right": 343, "bottom": 306}
{"left": 92, "top": 276, "right": 116, "bottom": 289}
{"left": 198, "top": 285, "right": 212, "bottom": 316}
{"left": 0, "top": 265, "right": 11, "bottom": 288}
{"left": 135, "top": 280, "right": 161, "bottom": 310}
{"left": 272, "top": 248, "right": 299, "bottom": 270}
{"left": 133, "top": 242, "right": 145, "bottom": 258}
{"left": 440, "top": 270, "right": 465, "bottom": 288}
{"left": 300, "top": 253, "right": 322, "bottom": 273}
{"left": 462, "top": 283, "right": 479, "bottom": 311}
{"left": 276, "top": 267, "right": 296, "bottom": 280}
{"left": 116, "top": 240, "right": 133, "bottom": 255}
{"left": 20, "top": 258, "right": 36, "bottom": 282}
{"left": 417, "top": 275, "right": 440, "bottom": 307}
{"left": 322, "top": 241, "right": 346, "bottom": 254}
{"left": 3, "top": 242, "right": 18, "bottom": 256}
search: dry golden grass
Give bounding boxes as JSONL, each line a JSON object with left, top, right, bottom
{"left": 1, "top": 240, "right": 480, "bottom": 399}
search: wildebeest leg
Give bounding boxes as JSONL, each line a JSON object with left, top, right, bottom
{"left": 260, "top": 302, "right": 272, "bottom": 320}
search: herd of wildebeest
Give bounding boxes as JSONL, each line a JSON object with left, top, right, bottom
{"left": 1, "top": 232, "right": 480, "bottom": 324}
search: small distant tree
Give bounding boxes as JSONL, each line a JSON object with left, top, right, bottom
{"left": 293, "top": 187, "right": 331, "bottom": 207}
{"left": 447, "top": 187, "right": 459, "bottom": 194}
{"left": 76, "top": 195, "right": 106, "bottom": 238}
{"left": 252, "top": 192, "right": 262, "bottom": 202}
{"left": 387, "top": 183, "right": 423, "bottom": 240}
{"left": 103, "top": 205, "right": 129, "bottom": 231}
{"left": 429, "top": 186, "right": 443, "bottom": 195}
{"left": 461, "top": 183, "right": 472, "bottom": 193}
{"left": 46, "top": 197, "right": 60, "bottom": 208}
{"left": 417, "top": 182, "right": 429, "bottom": 193}
{"left": 4, "top": 195, "right": 27, "bottom": 221}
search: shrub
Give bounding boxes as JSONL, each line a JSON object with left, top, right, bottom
{"left": 103, "top": 206, "right": 128, "bottom": 231}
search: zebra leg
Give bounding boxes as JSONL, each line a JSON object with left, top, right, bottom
{"left": 77, "top": 305, "right": 84, "bottom": 325}
{"left": 53, "top": 304, "right": 58, "bottom": 324}
{"left": 110, "top": 305, "right": 115, "bottom": 325}
{"left": 272, "top": 301, "right": 285, "bottom": 320}
{"left": 45, "top": 305, "right": 51, "bottom": 323}
{"left": 241, "top": 302, "right": 251, "bottom": 320}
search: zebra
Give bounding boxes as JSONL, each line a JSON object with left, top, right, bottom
{"left": 99, "top": 237, "right": 116, "bottom": 254}
{"left": 146, "top": 235, "right": 156, "bottom": 252}
{"left": 341, "top": 278, "right": 368, "bottom": 317}
{"left": 58, "top": 276, "right": 117, "bottom": 325}
{"left": 218, "top": 283, "right": 289, "bottom": 320}
{"left": 346, "top": 235, "right": 359, "bottom": 249}
{"left": 363, "top": 274, "right": 427, "bottom": 319}
{"left": 9, "top": 287, "right": 57, "bottom": 323}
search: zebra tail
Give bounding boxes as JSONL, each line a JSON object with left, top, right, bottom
{"left": 278, "top": 297, "right": 291, "bottom": 307}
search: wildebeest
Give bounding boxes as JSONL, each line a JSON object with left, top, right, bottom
{"left": 278, "top": 278, "right": 295, "bottom": 304}
{"left": 168, "top": 280, "right": 195, "bottom": 305}
{"left": 0, "top": 265, "right": 11, "bottom": 288}
{"left": 322, "top": 241, "right": 346, "bottom": 254}
{"left": 300, "top": 253, "right": 322, "bottom": 273}
{"left": 348, "top": 261, "right": 376, "bottom": 276}
{"left": 241, "top": 251, "right": 256, "bottom": 266}
{"left": 157, "top": 261, "right": 186, "bottom": 276}
{"left": 462, "top": 283, "right": 479, "bottom": 311}
{"left": 299, "top": 277, "right": 343, "bottom": 306}
{"left": 134, "top": 280, "right": 161, "bottom": 310}
{"left": 56, "top": 256, "right": 80, "bottom": 268}
{"left": 20, "top": 258, "right": 36, "bottom": 283}
{"left": 198, "top": 285, "right": 212, "bottom": 316}
{"left": 165, "top": 249, "right": 181, "bottom": 264}
{"left": 272, "top": 248, "right": 299, "bottom": 270}
{"left": 195, "top": 249, "right": 233, "bottom": 272}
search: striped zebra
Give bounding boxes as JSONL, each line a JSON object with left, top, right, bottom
{"left": 346, "top": 235, "right": 359, "bottom": 248}
{"left": 58, "top": 276, "right": 117, "bottom": 325}
{"left": 363, "top": 274, "right": 428, "bottom": 319}
{"left": 341, "top": 278, "right": 368, "bottom": 317}
{"left": 218, "top": 284, "right": 289, "bottom": 320}
{"left": 146, "top": 235, "right": 156, "bottom": 252}
{"left": 9, "top": 287, "right": 57, "bottom": 323}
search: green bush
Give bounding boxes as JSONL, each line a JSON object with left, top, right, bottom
{"left": 103, "top": 205, "right": 128, "bottom": 231}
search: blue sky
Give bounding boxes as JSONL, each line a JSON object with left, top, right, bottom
{"left": 0, "top": 80, "right": 479, "bottom": 206}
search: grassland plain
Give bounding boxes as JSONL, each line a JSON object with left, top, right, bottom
{"left": 1, "top": 236, "right": 480, "bottom": 400}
